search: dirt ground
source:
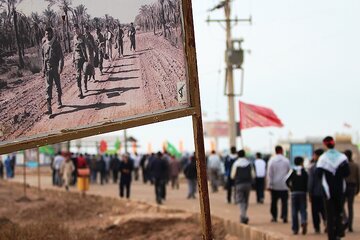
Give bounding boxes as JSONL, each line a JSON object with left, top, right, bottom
{"left": 0, "top": 180, "right": 233, "bottom": 240}
{"left": 0, "top": 31, "right": 188, "bottom": 143}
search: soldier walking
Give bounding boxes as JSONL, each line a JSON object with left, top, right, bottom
{"left": 115, "top": 24, "right": 124, "bottom": 58}
{"left": 42, "top": 27, "right": 64, "bottom": 116}
{"left": 95, "top": 28, "right": 105, "bottom": 75}
{"left": 72, "top": 24, "right": 88, "bottom": 99}
{"left": 129, "top": 22, "right": 136, "bottom": 52}
{"left": 105, "top": 25, "right": 113, "bottom": 59}
{"left": 84, "top": 25, "right": 97, "bottom": 82}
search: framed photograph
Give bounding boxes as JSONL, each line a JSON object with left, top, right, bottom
{"left": 0, "top": 0, "right": 198, "bottom": 154}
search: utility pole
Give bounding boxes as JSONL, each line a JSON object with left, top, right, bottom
{"left": 224, "top": 0, "right": 236, "bottom": 148}
{"left": 207, "top": 0, "right": 251, "bottom": 149}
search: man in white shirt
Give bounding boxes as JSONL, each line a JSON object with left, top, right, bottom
{"left": 207, "top": 150, "right": 222, "bottom": 193}
{"left": 105, "top": 25, "right": 113, "bottom": 59}
{"left": 254, "top": 152, "right": 266, "bottom": 204}
{"left": 53, "top": 152, "right": 65, "bottom": 186}
{"left": 267, "top": 145, "right": 291, "bottom": 223}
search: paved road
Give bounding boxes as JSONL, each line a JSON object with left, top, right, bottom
{"left": 11, "top": 173, "right": 360, "bottom": 240}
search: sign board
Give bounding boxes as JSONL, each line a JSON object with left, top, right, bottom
{"left": 290, "top": 143, "right": 313, "bottom": 167}
{"left": 0, "top": 0, "right": 196, "bottom": 154}
{"left": 204, "top": 121, "right": 241, "bottom": 137}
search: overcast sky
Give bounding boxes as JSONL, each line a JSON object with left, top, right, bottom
{"left": 16, "top": 0, "right": 360, "bottom": 154}
{"left": 18, "top": 0, "right": 155, "bottom": 23}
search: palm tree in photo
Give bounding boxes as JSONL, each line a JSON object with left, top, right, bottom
{"left": 159, "top": 0, "right": 166, "bottom": 37}
{"left": 46, "top": 0, "right": 72, "bottom": 52}
{"left": 43, "top": 6, "right": 56, "bottom": 27}
{"left": 7, "top": 0, "right": 24, "bottom": 68}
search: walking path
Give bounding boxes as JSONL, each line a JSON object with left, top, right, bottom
{"left": 11, "top": 173, "right": 360, "bottom": 240}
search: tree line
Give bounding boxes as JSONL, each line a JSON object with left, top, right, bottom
{"left": 134, "top": 0, "right": 182, "bottom": 39}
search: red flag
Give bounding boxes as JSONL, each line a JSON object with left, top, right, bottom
{"left": 99, "top": 140, "right": 108, "bottom": 153}
{"left": 239, "top": 101, "right": 284, "bottom": 130}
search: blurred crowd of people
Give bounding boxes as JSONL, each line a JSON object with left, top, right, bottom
{"left": 214, "top": 136, "right": 359, "bottom": 240}
{"left": 49, "top": 150, "right": 198, "bottom": 204}
{"left": 1, "top": 135, "right": 359, "bottom": 240}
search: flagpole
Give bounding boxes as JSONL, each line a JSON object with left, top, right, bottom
{"left": 239, "top": 129, "right": 244, "bottom": 149}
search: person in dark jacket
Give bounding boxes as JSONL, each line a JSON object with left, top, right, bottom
{"left": 230, "top": 150, "right": 253, "bottom": 224}
{"left": 286, "top": 156, "right": 308, "bottom": 235}
{"left": 140, "top": 154, "right": 149, "bottom": 183}
{"left": 0, "top": 158, "right": 4, "bottom": 179}
{"left": 10, "top": 154, "right": 16, "bottom": 178}
{"left": 110, "top": 154, "right": 120, "bottom": 183}
{"left": 184, "top": 154, "right": 197, "bottom": 199}
{"left": 150, "top": 152, "right": 169, "bottom": 204}
{"left": 317, "top": 136, "right": 350, "bottom": 240}
{"left": 119, "top": 154, "right": 134, "bottom": 198}
{"left": 96, "top": 155, "right": 106, "bottom": 185}
{"left": 343, "top": 149, "right": 359, "bottom": 232}
{"left": 224, "top": 146, "right": 238, "bottom": 203}
{"left": 308, "top": 148, "right": 326, "bottom": 233}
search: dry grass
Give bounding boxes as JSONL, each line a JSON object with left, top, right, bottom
{"left": 0, "top": 218, "right": 93, "bottom": 240}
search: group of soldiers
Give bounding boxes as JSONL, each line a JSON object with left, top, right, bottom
{"left": 41, "top": 23, "right": 137, "bottom": 116}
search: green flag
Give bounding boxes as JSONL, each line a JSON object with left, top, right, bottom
{"left": 39, "top": 145, "right": 55, "bottom": 155}
{"left": 114, "top": 137, "right": 121, "bottom": 150}
{"left": 166, "top": 141, "right": 181, "bottom": 158}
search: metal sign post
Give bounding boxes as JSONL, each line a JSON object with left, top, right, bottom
{"left": 183, "top": 1, "right": 213, "bottom": 238}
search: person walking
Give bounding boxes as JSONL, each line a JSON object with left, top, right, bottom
{"left": 224, "top": 146, "right": 238, "bottom": 203}
{"left": 207, "top": 150, "right": 222, "bottom": 193}
{"left": 286, "top": 156, "right": 308, "bottom": 235}
{"left": 231, "top": 150, "right": 253, "bottom": 224}
{"left": 343, "top": 149, "right": 359, "bottom": 232}
{"left": 72, "top": 24, "right": 88, "bottom": 99}
{"left": 96, "top": 155, "right": 106, "bottom": 185}
{"left": 70, "top": 153, "right": 78, "bottom": 185}
{"left": 41, "top": 27, "right": 64, "bottom": 116}
{"left": 184, "top": 155, "right": 198, "bottom": 199}
{"left": 169, "top": 155, "right": 181, "bottom": 189}
{"left": 61, "top": 153, "right": 75, "bottom": 191}
{"left": 133, "top": 152, "right": 141, "bottom": 181}
{"left": 9, "top": 154, "right": 16, "bottom": 178}
{"left": 115, "top": 24, "right": 124, "bottom": 58}
{"left": 83, "top": 25, "right": 96, "bottom": 85}
{"left": 308, "top": 148, "right": 326, "bottom": 233}
{"left": 119, "top": 154, "right": 134, "bottom": 199}
{"left": 4, "top": 155, "right": 12, "bottom": 179}
{"left": 53, "top": 152, "right": 65, "bottom": 186}
{"left": 110, "top": 154, "right": 120, "bottom": 183}
{"left": 128, "top": 22, "right": 136, "bottom": 52}
{"left": 150, "top": 152, "right": 169, "bottom": 204}
{"left": 0, "top": 157, "right": 4, "bottom": 179}
{"left": 254, "top": 152, "right": 266, "bottom": 203}
{"left": 90, "top": 154, "right": 97, "bottom": 183}
{"left": 140, "top": 154, "right": 149, "bottom": 184}
{"left": 267, "top": 145, "right": 291, "bottom": 223}
{"left": 94, "top": 28, "right": 105, "bottom": 75}
{"left": 105, "top": 25, "right": 113, "bottom": 59}
{"left": 104, "top": 154, "right": 111, "bottom": 183}
{"left": 317, "top": 136, "right": 350, "bottom": 240}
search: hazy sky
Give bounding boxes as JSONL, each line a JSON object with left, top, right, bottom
{"left": 18, "top": 0, "right": 155, "bottom": 23}
{"left": 16, "top": 0, "right": 360, "bottom": 154}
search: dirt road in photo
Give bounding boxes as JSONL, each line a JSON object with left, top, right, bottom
{"left": 0, "top": 32, "right": 188, "bottom": 142}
